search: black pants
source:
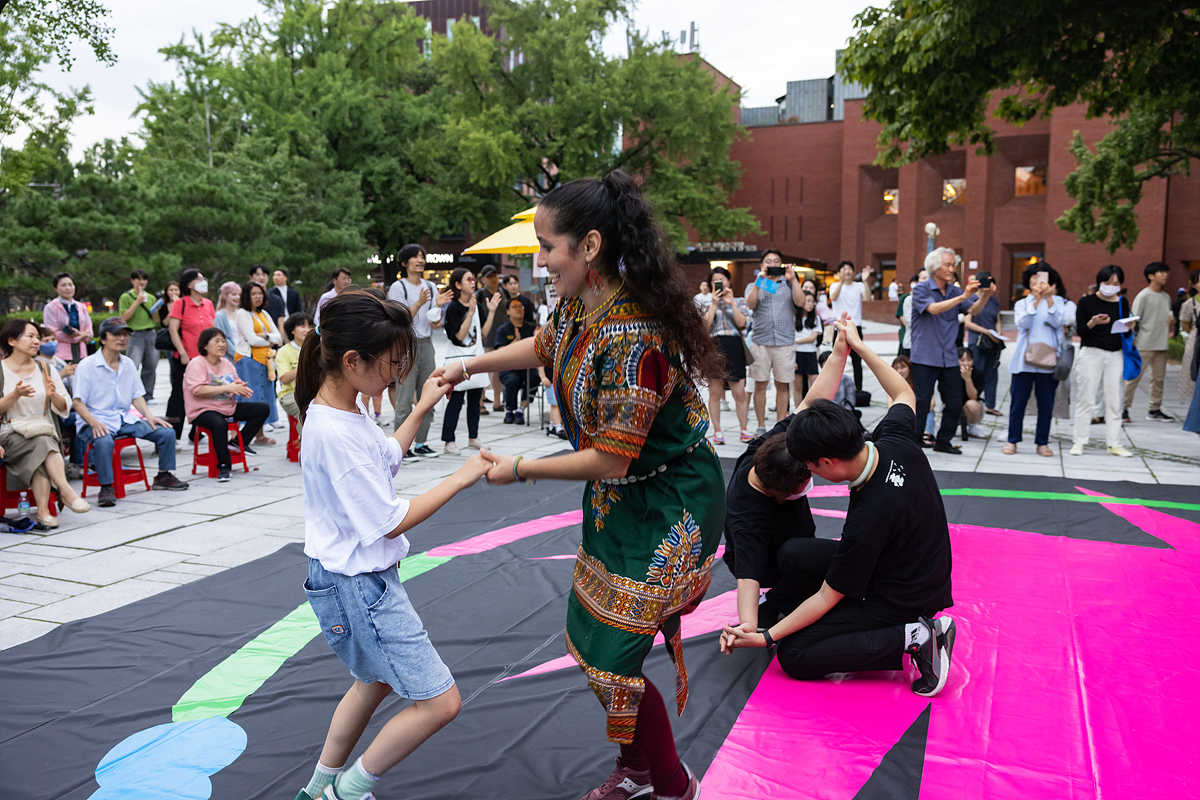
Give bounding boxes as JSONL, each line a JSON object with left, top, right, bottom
{"left": 167, "top": 355, "right": 186, "bottom": 439}
{"left": 831, "top": 325, "right": 865, "bottom": 391}
{"left": 192, "top": 404, "right": 270, "bottom": 467}
{"left": 500, "top": 370, "right": 536, "bottom": 411}
{"left": 442, "top": 388, "right": 482, "bottom": 442}
{"left": 912, "top": 362, "right": 964, "bottom": 447}
{"left": 769, "top": 538, "right": 916, "bottom": 681}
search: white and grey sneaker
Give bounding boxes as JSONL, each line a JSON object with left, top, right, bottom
{"left": 576, "top": 757, "right": 652, "bottom": 800}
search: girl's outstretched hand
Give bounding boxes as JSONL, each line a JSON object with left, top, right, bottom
{"left": 457, "top": 448, "right": 497, "bottom": 487}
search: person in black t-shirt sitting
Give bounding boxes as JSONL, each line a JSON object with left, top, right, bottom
{"left": 492, "top": 298, "right": 538, "bottom": 424}
{"left": 721, "top": 321, "right": 957, "bottom": 697}
{"left": 723, "top": 325, "right": 853, "bottom": 632}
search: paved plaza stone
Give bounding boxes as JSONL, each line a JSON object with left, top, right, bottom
{"left": 1, "top": 321, "right": 1196, "bottom": 649}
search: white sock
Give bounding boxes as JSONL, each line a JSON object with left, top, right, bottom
{"left": 333, "top": 756, "right": 380, "bottom": 798}
{"left": 302, "top": 761, "right": 342, "bottom": 798}
{"left": 904, "top": 622, "right": 930, "bottom": 650}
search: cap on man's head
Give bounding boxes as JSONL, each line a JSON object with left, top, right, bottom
{"left": 479, "top": 265, "right": 498, "bottom": 277}
{"left": 98, "top": 317, "right": 133, "bottom": 338}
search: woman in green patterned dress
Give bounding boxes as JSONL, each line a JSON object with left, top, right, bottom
{"left": 434, "top": 171, "right": 724, "bottom": 800}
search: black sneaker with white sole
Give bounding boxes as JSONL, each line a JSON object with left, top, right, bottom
{"left": 908, "top": 616, "right": 948, "bottom": 697}
{"left": 1147, "top": 409, "right": 1175, "bottom": 422}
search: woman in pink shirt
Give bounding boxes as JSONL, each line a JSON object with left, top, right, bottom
{"left": 41, "top": 272, "right": 93, "bottom": 362}
{"left": 165, "top": 268, "right": 216, "bottom": 439}
{"left": 183, "top": 328, "right": 269, "bottom": 482}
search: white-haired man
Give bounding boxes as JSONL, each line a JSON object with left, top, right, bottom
{"left": 909, "top": 247, "right": 986, "bottom": 453}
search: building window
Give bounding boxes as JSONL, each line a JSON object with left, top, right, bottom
{"left": 883, "top": 188, "right": 898, "bottom": 215}
{"left": 795, "top": 216, "right": 802, "bottom": 241}
{"left": 1015, "top": 165, "right": 1047, "bottom": 196}
{"left": 942, "top": 178, "right": 966, "bottom": 206}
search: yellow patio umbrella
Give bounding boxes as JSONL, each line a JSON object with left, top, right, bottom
{"left": 511, "top": 206, "right": 537, "bottom": 221}
{"left": 462, "top": 219, "right": 538, "bottom": 255}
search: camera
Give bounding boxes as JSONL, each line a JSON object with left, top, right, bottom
{"left": 766, "top": 266, "right": 785, "bottom": 278}
{"left": 978, "top": 271, "right": 994, "bottom": 289}
{"left": 712, "top": 280, "right": 724, "bottom": 292}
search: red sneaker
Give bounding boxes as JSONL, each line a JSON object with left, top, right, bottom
{"left": 576, "top": 757, "right": 652, "bottom": 800}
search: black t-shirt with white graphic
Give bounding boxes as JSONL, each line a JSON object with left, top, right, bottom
{"left": 824, "top": 404, "right": 953, "bottom": 614}
{"left": 723, "top": 417, "right": 815, "bottom": 587}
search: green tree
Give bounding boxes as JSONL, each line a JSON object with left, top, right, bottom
{"left": 434, "top": 0, "right": 758, "bottom": 246}
{"left": 839, "top": 1, "right": 1200, "bottom": 252}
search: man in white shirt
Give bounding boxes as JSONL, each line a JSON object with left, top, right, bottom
{"left": 72, "top": 318, "right": 189, "bottom": 507}
{"left": 828, "top": 260, "right": 873, "bottom": 393}
{"left": 386, "top": 245, "right": 451, "bottom": 458}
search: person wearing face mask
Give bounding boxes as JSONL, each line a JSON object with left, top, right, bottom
{"left": 166, "top": 268, "right": 217, "bottom": 440}
{"left": 722, "top": 327, "right": 852, "bottom": 635}
{"left": 721, "top": 321, "right": 955, "bottom": 698}
{"left": 1070, "top": 265, "right": 1135, "bottom": 457}
{"left": 42, "top": 272, "right": 94, "bottom": 363}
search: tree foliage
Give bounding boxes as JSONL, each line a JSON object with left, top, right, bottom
{"left": 436, "top": 0, "right": 758, "bottom": 245}
{"left": 840, "top": 0, "right": 1200, "bottom": 251}
{"left": 0, "top": 0, "right": 757, "bottom": 307}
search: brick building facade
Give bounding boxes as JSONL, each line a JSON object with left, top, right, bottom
{"left": 728, "top": 68, "right": 1200, "bottom": 305}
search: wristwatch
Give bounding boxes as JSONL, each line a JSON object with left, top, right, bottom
{"left": 758, "top": 627, "right": 776, "bottom": 648}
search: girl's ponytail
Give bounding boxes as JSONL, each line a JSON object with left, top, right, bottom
{"left": 295, "top": 328, "right": 324, "bottom": 422}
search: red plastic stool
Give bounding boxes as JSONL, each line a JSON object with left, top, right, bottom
{"left": 0, "top": 464, "right": 58, "bottom": 517}
{"left": 192, "top": 421, "right": 250, "bottom": 478}
{"left": 82, "top": 436, "right": 151, "bottom": 499}
{"left": 286, "top": 415, "right": 300, "bottom": 463}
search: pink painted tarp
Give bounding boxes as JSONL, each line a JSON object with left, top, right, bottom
{"left": 702, "top": 487, "right": 1200, "bottom": 798}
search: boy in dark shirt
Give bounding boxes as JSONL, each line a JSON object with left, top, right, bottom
{"left": 493, "top": 298, "right": 537, "bottom": 423}
{"left": 721, "top": 321, "right": 957, "bottom": 697}
{"left": 723, "top": 329, "right": 852, "bottom": 630}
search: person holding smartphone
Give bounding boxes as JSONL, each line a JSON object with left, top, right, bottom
{"left": 42, "top": 272, "right": 93, "bottom": 363}
{"left": 118, "top": 269, "right": 162, "bottom": 401}
{"left": 746, "top": 250, "right": 806, "bottom": 436}
{"left": 698, "top": 266, "right": 750, "bottom": 443}
{"left": 1070, "top": 265, "right": 1134, "bottom": 456}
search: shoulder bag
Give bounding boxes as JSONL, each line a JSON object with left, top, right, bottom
{"left": 719, "top": 303, "right": 754, "bottom": 365}
{"left": 1023, "top": 299, "right": 1059, "bottom": 369}
{"left": 1119, "top": 297, "right": 1142, "bottom": 381}
{"left": 9, "top": 361, "right": 59, "bottom": 441}
{"left": 442, "top": 307, "right": 490, "bottom": 391}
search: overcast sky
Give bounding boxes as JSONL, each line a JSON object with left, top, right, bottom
{"left": 34, "top": 0, "right": 875, "bottom": 159}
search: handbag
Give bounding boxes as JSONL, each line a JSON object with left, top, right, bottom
{"left": 442, "top": 307, "right": 490, "bottom": 391}
{"left": 155, "top": 326, "right": 173, "bottom": 352}
{"left": 1118, "top": 298, "right": 1142, "bottom": 381}
{"left": 1054, "top": 339, "right": 1075, "bottom": 382}
{"left": 9, "top": 362, "right": 59, "bottom": 440}
{"left": 1024, "top": 342, "right": 1058, "bottom": 369}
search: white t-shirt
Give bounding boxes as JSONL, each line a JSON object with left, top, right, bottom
{"left": 795, "top": 316, "right": 820, "bottom": 353}
{"left": 302, "top": 398, "right": 412, "bottom": 575}
{"left": 888, "top": 281, "right": 899, "bottom": 302}
{"left": 387, "top": 278, "right": 437, "bottom": 339}
{"left": 831, "top": 281, "right": 866, "bottom": 325}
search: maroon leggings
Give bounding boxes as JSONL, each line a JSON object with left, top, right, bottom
{"left": 618, "top": 678, "right": 688, "bottom": 796}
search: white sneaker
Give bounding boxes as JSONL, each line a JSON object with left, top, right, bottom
{"left": 967, "top": 424, "right": 988, "bottom": 438}
{"left": 1069, "top": 442, "right": 1085, "bottom": 456}
{"left": 1107, "top": 445, "right": 1134, "bottom": 457}
{"left": 443, "top": 442, "right": 460, "bottom": 455}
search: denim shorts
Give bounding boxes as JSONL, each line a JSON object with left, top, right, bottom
{"left": 304, "top": 558, "right": 455, "bottom": 700}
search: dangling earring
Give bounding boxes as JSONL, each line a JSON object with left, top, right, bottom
{"left": 586, "top": 261, "right": 602, "bottom": 293}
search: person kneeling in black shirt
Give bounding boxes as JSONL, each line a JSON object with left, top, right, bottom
{"left": 720, "top": 321, "right": 957, "bottom": 697}
{"left": 723, "top": 319, "right": 854, "bottom": 632}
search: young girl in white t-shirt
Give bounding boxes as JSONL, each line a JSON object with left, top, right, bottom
{"left": 294, "top": 289, "right": 495, "bottom": 800}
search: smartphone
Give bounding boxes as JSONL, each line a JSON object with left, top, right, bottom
{"left": 766, "top": 266, "right": 785, "bottom": 278}
{"left": 712, "top": 280, "right": 724, "bottom": 292}
{"left": 1035, "top": 270, "right": 1049, "bottom": 285}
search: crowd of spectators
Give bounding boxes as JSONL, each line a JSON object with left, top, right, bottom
{"left": 697, "top": 248, "right": 1200, "bottom": 454}
{"left": 3, "top": 248, "right": 1195, "bottom": 527}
